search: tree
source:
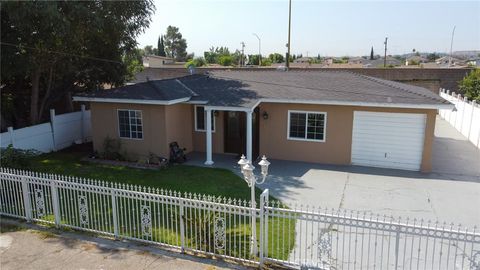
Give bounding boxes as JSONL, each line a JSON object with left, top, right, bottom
{"left": 164, "top": 26, "right": 187, "bottom": 61}
{"left": 427, "top": 53, "right": 439, "bottom": 61}
{"left": 370, "top": 47, "right": 374, "bottom": 60}
{"left": 268, "top": 53, "right": 284, "bottom": 63}
{"left": 157, "top": 35, "right": 166, "bottom": 57}
{"left": 459, "top": 69, "right": 480, "bottom": 101}
{"left": 144, "top": 45, "right": 155, "bottom": 55}
{"left": 123, "top": 49, "right": 144, "bottom": 81}
{"left": 248, "top": 55, "right": 260, "bottom": 65}
{"left": 1, "top": 1, "right": 154, "bottom": 125}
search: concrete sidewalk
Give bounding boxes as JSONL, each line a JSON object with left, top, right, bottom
{"left": 0, "top": 219, "right": 249, "bottom": 270}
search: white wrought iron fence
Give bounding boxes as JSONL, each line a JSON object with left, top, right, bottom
{"left": 1, "top": 168, "right": 479, "bottom": 269}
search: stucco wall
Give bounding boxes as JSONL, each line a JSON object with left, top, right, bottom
{"left": 258, "top": 103, "right": 436, "bottom": 172}
{"left": 90, "top": 103, "right": 169, "bottom": 160}
{"left": 164, "top": 104, "right": 194, "bottom": 154}
{"left": 192, "top": 107, "right": 225, "bottom": 153}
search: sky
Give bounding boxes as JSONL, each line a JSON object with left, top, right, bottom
{"left": 136, "top": 0, "right": 480, "bottom": 57}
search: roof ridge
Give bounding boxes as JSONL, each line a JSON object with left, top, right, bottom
{"left": 175, "top": 79, "right": 198, "bottom": 97}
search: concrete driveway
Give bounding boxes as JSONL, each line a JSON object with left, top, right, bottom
{"left": 260, "top": 116, "right": 480, "bottom": 227}
{"left": 188, "top": 117, "right": 480, "bottom": 228}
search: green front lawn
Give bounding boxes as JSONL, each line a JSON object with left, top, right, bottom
{"left": 30, "top": 144, "right": 261, "bottom": 201}
{"left": 23, "top": 144, "right": 295, "bottom": 261}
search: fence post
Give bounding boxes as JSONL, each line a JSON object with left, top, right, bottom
{"left": 50, "top": 179, "right": 61, "bottom": 227}
{"left": 179, "top": 199, "right": 186, "bottom": 253}
{"left": 7, "top": 127, "right": 15, "bottom": 147}
{"left": 21, "top": 176, "right": 32, "bottom": 221}
{"left": 394, "top": 225, "right": 401, "bottom": 270}
{"left": 468, "top": 100, "right": 476, "bottom": 143}
{"left": 50, "top": 109, "right": 57, "bottom": 151}
{"left": 111, "top": 189, "right": 119, "bottom": 239}
{"left": 80, "top": 104, "right": 86, "bottom": 143}
{"left": 259, "top": 189, "right": 269, "bottom": 266}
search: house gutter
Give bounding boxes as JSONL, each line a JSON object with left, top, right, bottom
{"left": 72, "top": 96, "right": 191, "bottom": 105}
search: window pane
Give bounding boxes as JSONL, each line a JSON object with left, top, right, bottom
{"left": 118, "top": 110, "right": 143, "bottom": 139}
{"left": 196, "top": 106, "right": 205, "bottom": 130}
{"left": 306, "top": 113, "right": 325, "bottom": 140}
{"left": 289, "top": 112, "right": 306, "bottom": 138}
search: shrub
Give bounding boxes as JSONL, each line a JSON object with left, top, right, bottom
{"left": 101, "top": 136, "right": 124, "bottom": 160}
{"left": 218, "top": 55, "right": 233, "bottom": 66}
{"left": 459, "top": 68, "right": 480, "bottom": 101}
{"left": 185, "top": 57, "right": 205, "bottom": 68}
{"left": 0, "top": 144, "right": 39, "bottom": 169}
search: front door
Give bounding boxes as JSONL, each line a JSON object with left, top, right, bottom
{"left": 224, "top": 109, "right": 259, "bottom": 159}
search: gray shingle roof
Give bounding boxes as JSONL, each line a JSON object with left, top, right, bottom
{"left": 75, "top": 70, "right": 450, "bottom": 109}
{"left": 75, "top": 78, "right": 192, "bottom": 101}
{"left": 179, "top": 70, "right": 449, "bottom": 108}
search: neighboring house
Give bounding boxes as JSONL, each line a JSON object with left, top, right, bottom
{"left": 466, "top": 58, "right": 480, "bottom": 67}
{"left": 73, "top": 71, "right": 452, "bottom": 172}
{"left": 366, "top": 56, "right": 402, "bottom": 67}
{"left": 435, "top": 56, "right": 464, "bottom": 66}
{"left": 405, "top": 55, "right": 428, "bottom": 66}
{"left": 293, "top": 57, "right": 312, "bottom": 64}
{"left": 348, "top": 57, "right": 368, "bottom": 65}
{"left": 143, "top": 55, "right": 175, "bottom": 68}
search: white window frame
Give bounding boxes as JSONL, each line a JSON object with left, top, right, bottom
{"left": 287, "top": 110, "right": 327, "bottom": 142}
{"left": 117, "top": 109, "right": 144, "bottom": 140}
{"left": 194, "top": 105, "right": 216, "bottom": 132}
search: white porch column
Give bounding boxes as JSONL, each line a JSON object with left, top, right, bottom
{"left": 204, "top": 108, "right": 214, "bottom": 165}
{"left": 246, "top": 111, "right": 253, "bottom": 161}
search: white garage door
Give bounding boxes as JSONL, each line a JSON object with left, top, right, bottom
{"left": 351, "top": 111, "right": 426, "bottom": 171}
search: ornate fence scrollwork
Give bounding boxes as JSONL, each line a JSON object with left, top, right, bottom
{"left": 317, "top": 228, "right": 332, "bottom": 265}
{"left": 78, "top": 195, "right": 89, "bottom": 226}
{"left": 214, "top": 215, "right": 226, "bottom": 250}
{"left": 34, "top": 189, "right": 45, "bottom": 217}
{"left": 141, "top": 205, "right": 152, "bottom": 237}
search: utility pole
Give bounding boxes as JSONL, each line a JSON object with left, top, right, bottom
{"left": 286, "top": 0, "right": 292, "bottom": 70}
{"left": 383, "top": 37, "right": 388, "bottom": 68}
{"left": 448, "top": 26, "right": 456, "bottom": 68}
{"left": 240, "top": 41, "right": 245, "bottom": 67}
{"left": 253, "top": 33, "right": 261, "bottom": 66}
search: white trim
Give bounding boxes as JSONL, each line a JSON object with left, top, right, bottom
{"left": 75, "top": 96, "right": 452, "bottom": 111}
{"left": 287, "top": 110, "right": 327, "bottom": 143}
{"left": 251, "top": 98, "right": 454, "bottom": 110}
{"left": 117, "top": 109, "right": 144, "bottom": 140}
{"left": 185, "top": 100, "right": 208, "bottom": 105}
{"left": 73, "top": 96, "right": 190, "bottom": 105}
{"left": 194, "top": 105, "right": 216, "bottom": 132}
{"left": 205, "top": 105, "right": 253, "bottom": 112}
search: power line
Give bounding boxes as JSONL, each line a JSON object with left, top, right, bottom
{"left": 0, "top": 42, "right": 123, "bottom": 64}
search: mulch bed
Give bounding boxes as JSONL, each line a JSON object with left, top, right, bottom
{"left": 81, "top": 157, "right": 168, "bottom": 170}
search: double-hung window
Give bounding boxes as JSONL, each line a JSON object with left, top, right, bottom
{"left": 288, "top": 110, "right": 326, "bottom": 142}
{"left": 118, "top": 109, "right": 143, "bottom": 139}
{"left": 195, "top": 106, "right": 215, "bottom": 132}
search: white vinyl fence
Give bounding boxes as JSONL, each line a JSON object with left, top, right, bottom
{"left": 1, "top": 168, "right": 479, "bottom": 269}
{"left": 0, "top": 105, "right": 91, "bottom": 152}
{"left": 439, "top": 88, "right": 480, "bottom": 149}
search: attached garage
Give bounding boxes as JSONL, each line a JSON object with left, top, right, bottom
{"left": 351, "top": 111, "right": 427, "bottom": 171}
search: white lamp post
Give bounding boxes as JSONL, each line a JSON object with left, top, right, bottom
{"left": 237, "top": 154, "right": 270, "bottom": 256}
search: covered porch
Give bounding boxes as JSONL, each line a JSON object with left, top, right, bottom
{"left": 201, "top": 106, "right": 261, "bottom": 165}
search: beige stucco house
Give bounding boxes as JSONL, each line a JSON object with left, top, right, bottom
{"left": 73, "top": 70, "right": 452, "bottom": 172}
